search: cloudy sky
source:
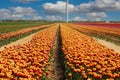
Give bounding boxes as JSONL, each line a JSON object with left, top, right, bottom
{"left": 0, "top": 0, "right": 120, "bottom": 21}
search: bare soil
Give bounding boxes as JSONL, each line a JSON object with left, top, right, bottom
{"left": 93, "top": 37, "right": 120, "bottom": 54}
{"left": 1, "top": 25, "right": 120, "bottom": 80}
{"left": 0, "top": 24, "right": 54, "bottom": 51}
{"left": 48, "top": 27, "right": 65, "bottom": 80}
{"left": 0, "top": 33, "right": 35, "bottom": 51}
{"left": 0, "top": 26, "right": 65, "bottom": 80}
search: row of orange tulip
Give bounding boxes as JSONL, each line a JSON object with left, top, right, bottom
{"left": 60, "top": 24, "right": 120, "bottom": 80}
{"left": 0, "top": 24, "right": 58, "bottom": 80}
{"left": 65, "top": 23, "right": 120, "bottom": 43}
{"left": 69, "top": 23, "right": 120, "bottom": 36}
{"left": 0, "top": 24, "right": 53, "bottom": 41}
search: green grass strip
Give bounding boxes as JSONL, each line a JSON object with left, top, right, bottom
{"left": 0, "top": 27, "right": 48, "bottom": 47}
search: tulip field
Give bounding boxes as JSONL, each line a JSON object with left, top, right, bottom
{"left": 68, "top": 23, "right": 120, "bottom": 45}
{"left": 0, "top": 21, "right": 54, "bottom": 47}
{"left": 0, "top": 23, "right": 120, "bottom": 80}
{"left": 0, "top": 24, "right": 58, "bottom": 80}
{"left": 60, "top": 24, "right": 120, "bottom": 80}
{"left": 0, "top": 25, "right": 51, "bottom": 41}
{"left": 75, "top": 22, "right": 120, "bottom": 28}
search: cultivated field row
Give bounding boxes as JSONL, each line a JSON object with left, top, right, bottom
{"left": 66, "top": 23, "right": 120, "bottom": 45}
{"left": 60, "top": 24, "right": 120, "bottom": 80}
{"left": 0, "top": 24, "right": 58, "bottom": 80}
{"left": 0, "top": 23, "right": 120, "bottom": 80}
{"left": 69, "top": 23, "right": 120, "bottom": 36}
{"left": 75, "top": 22, "right": 120, "bottom": 28}
{"left": 0, "top": 24, "right": 55, "bottom": 41}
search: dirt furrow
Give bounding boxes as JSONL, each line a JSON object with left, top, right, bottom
{"left": 93, "top": 37, "right": 120, "bottom": 54}
{"left": 0, "top": 33, "right": 35, "bottom": 51}
{"left": 48, "top": 26, "right": 65, "bottom": 80}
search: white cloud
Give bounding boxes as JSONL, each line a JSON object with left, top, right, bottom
{"left": 46, "top": 15, "right": 63, "bottom": 21}
{"left": 0, "top": 6, "right": 42, "bottom": 20}
{"left": 72, "top": 16, "right": 87, "bottom": 21}
{"left": 85, "top": 12, "right": 107, "bottom": 21}
{"left": 33, "top": 15, "right": 42, "bottom": 20}
{"left": 42, "top": 1, "right": 75, "bottom": 14}
{"left": 11, "top": 0, "right": 39, "bottom": 3}
{"left": 42, "top": 0, "right": 120, "bottom": 21}
{"left": 75, "top": 0, "right": 120, "bottom": 13}
{"left": 0, "top": 9, "right": 11, "bottom": 19}
{"left": 9, "top": 6, "right": 36, "bottom": 16}
{"left": 43, "top": 0, "right": 120, "bottom": 15}
{"left": 86, "top": 12, "right": 107, "bottom": 18}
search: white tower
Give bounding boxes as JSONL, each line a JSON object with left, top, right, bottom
{"left": 66, "top": 0, "right": 69, "bottom": 22}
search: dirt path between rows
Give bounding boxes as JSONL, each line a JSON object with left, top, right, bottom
{"left": 0, "top": 24, "right": 56, "bottom": 51}
{"left": 0, "top": 33, "right": 35, "bottom": 51}
{"left": 0, "top": 25, "right": 65, "bottom": 80}
{"left": 93, "top": 37, "right": 120, "bottom": 54}
{"left": 1, "top": 25, "right": 120, "bottom": 80}
{"left": 48, "top": 27, "right": 65, "bottom": 80}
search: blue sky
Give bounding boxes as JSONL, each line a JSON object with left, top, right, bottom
{"left": 0, "top": 0, "right": 120, "bottom": 21}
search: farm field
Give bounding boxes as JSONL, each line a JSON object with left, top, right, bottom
{"left": 0, "top": 24, "right": 59, "bottom": 80}
{"left": 74, "top": 22, "right": 120, "bottom": 28}
{"left": 0, "top": 23, "right": 120, "bottom": 80}
{"left": 1, "top": 0, "right": 120, "bottom": 80}
{"left": 68, "top": 23, "right": 120, "bottom": 45}
{"left": 0, "top": 21, "right": 54, "bottom": 47}
{"left": 0, "top": 21, "right": 53, "bottom": 33}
